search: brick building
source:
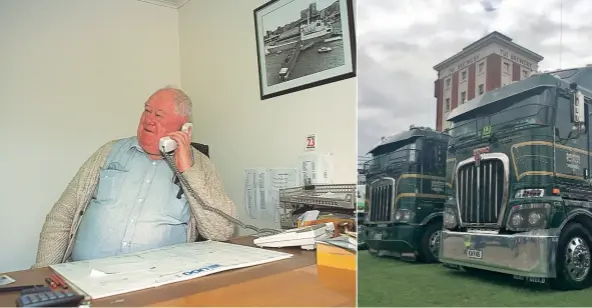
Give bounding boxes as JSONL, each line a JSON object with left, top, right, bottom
{"left": 433, "top": 31, "right": 544, "bottom": 131}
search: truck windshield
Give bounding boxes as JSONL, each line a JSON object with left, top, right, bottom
{"left": 448, "top": 88, "right": 553, "bottom": 145}
{"left": 364, "top": 141, "right": 419, "bottom": 176}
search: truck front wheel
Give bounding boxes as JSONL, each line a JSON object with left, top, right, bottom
{"left": 418, "top": 222, "right": 442, "bottom": 263}
{"left": 551, "top": 222, "right": 592, "bottom": 290}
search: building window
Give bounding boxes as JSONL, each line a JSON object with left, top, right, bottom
{"left": 478, "top": 62, "right": 484, "bottom": 73}
{"left": 445, "top": 98, "right": 450, "bottom": 111}
{"left": 446, "top": 78, "right": 451, "bottom": 88}
{"left": 461, "top": 70, "right": 467, "bottom": 81}
{"left": 503, "top": 62, "right": 510, "bottom": 73}
{"left": 478, "top": 84, "right": 484, "bottom": 95}
{"left": 461, "top": 91, "right": 466, "bottom": 104}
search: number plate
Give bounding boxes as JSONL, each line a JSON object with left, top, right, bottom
{"left": 513, "top": 275, "right": 546, "bottom": 284}
{"left": 528, "top": 277, "right": 546, "bottom": 283}
{"left": 466, "top": 249, "right": 483, "bottom": 259}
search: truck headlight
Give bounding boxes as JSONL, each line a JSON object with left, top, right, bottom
{"left": 528, "top": 212, "right": 542, "bottom": 225}
{"left": 394, "top": 209, "right": 411, "bottom": 222}
{"left": 443, "top": 207, "right": 458, "bottom": 229}
{"left": 506, "top": 203, "right": 551, "bottom": 231}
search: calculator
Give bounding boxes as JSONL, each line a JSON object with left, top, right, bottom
{"left": 16, "top": 289, "right": 84, "bottom": 307}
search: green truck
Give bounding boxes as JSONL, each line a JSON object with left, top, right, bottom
{"left": 361, "top": 126, "right": 450, "bottom": 262}
{"left": 440, "top": 66, "right": 592, "bottom": 290}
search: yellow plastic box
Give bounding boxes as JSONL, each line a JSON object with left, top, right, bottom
{"left": 315, "top": 241, "right": 356, "bottom": 271}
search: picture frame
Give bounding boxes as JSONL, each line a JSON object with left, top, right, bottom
{"left": 254, "top": 0, "right": 356, "bottom": 100}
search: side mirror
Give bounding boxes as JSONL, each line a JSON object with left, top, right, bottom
{"left": 571, "top": 89, "right": 585, "bottom": 124}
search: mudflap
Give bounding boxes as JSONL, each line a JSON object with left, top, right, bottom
{"left": 364, "top": 224, "right": 421, "bottom": 262}
{"left": 442, "top": 263, "right": 462, "bottom": 270}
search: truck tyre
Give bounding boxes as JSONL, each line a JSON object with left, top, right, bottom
{"left": 418, "top": 222, "right": 442, "bottom": 263}
{"left": 550, "top": 222, "right": 592, "bottom": 290}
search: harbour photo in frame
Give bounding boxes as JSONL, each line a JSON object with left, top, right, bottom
{"left": 254, "top": 0, "right": 356, "bottom": 100}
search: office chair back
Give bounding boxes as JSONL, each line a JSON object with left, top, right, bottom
{"left": 191, "top": 142, "right": 209, "bottom": 158}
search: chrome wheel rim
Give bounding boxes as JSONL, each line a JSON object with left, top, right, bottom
{"left": 565, "top": 236, "right": 591, "bottom": 282}
{"left": 429, "top": 230, "right": 441, "bottom": 258}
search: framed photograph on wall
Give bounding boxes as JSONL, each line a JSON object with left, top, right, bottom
{"left": 254, "top": 0, "right": 356, "bottom": 100}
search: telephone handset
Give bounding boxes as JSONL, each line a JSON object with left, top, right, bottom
{"left": 158, "top": 122, "right": 281, "bottom": 237}
{"left": 159, "top": 123, "right": 193, "bottom": 153}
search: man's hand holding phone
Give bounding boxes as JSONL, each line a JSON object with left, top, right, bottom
{"left": 167, "top": 124, "right": 193, "bottom": 173}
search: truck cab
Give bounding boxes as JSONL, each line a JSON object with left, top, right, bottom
{"left": 361, "top": 126, "right": 449, "bottom": 262}
{"left": 440, "top": 66, "right": 592, "bottom": 290}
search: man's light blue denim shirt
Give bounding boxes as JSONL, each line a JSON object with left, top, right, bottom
{"left": 71, "top": 137, "right": 190, "bottom": 261}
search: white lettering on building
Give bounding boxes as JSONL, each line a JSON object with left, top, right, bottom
{"left": 499, "top": 48, "right": 533, "bottom": 69}
{"left": 447, "top": 53, "right": 481, "bottom": 75}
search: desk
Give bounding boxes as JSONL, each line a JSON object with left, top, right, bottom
{"left": 0, "top": 237, "right": 356, "bottom": 307}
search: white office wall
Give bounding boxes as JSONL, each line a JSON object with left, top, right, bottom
{"left": 178, "top": 0, "right": 357, "bottom": 233}
{"left": 0, "top": 0, "right": 181, "bottom": 272}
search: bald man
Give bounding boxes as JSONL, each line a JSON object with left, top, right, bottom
{"left": 32, "top": 86, "right": 237, "bottom": 268}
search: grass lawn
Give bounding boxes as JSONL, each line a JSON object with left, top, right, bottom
{"left": 358, "top": 251, "right": 592, "bottom": 307}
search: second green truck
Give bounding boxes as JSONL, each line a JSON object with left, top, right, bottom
{"left": 361, "top": 126, "right": 450, "bottom": 262}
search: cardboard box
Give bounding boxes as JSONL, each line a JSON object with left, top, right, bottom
{"left": 315, "top": 241, "right": 356, "bottom": 271}
{"left": 300, "top": 218, "right": 355, "bottom": 236}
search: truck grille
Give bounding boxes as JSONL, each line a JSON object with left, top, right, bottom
{"left": 456, "top": 158, "right": 506, "bottom": 224}
{"left": 369, "top": 179, "right": 395, "bottom": 222}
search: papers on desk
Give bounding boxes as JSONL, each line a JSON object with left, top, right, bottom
{"left": 50, "top": 241, "right": 293, "bottom": 299}
{"left": 0, "top": 275, "right": 15, "bottom": 286}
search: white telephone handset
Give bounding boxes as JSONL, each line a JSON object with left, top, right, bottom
{"left": 159, "top": 121, "right": 281, "bottom": 237}
{"left": 159, "top": 123, "right": 193, "bottom": 153}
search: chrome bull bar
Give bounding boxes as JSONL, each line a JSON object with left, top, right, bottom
{"left": 439, "top": 229, "right": 559, "bottom": 277}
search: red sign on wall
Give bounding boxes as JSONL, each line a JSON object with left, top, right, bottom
{"left": 305, "top": 134, "right": 316, "bottom": 151}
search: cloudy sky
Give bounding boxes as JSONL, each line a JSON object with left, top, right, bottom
{"left": 357, "top": 0, "right": 592, "bottom": 156}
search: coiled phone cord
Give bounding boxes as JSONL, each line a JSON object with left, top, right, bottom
{"left": 162, "top": 153, "right": 283, "bottom": 237}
